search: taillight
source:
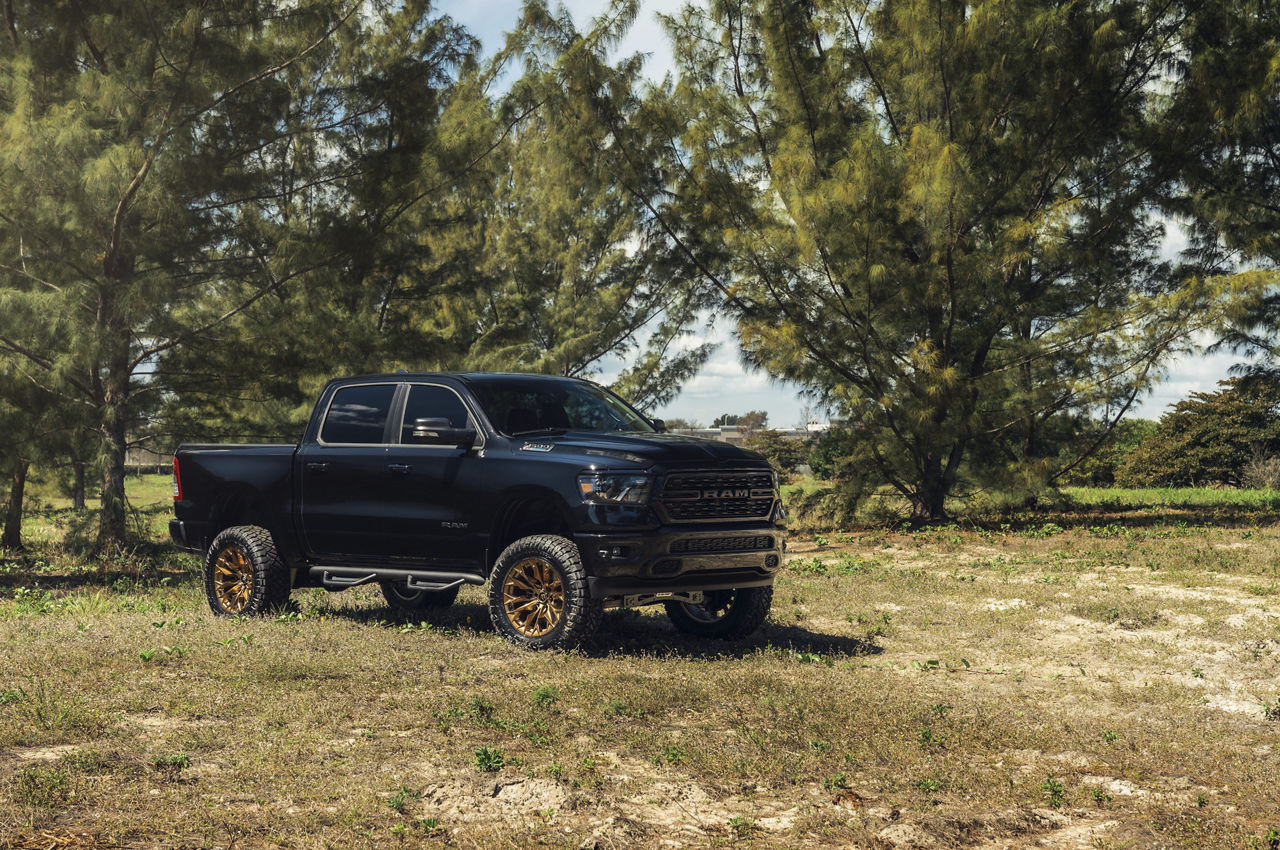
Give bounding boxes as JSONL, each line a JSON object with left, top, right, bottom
{"left": 172, "top": 457, "right": 183, "bottom": 501}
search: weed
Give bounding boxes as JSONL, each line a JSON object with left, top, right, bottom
{"left": 388, "top": 785, "right": 421, "bottom": 814}
{"left": 1042, "top": 777, "right": 1066, "bottom": 808}
{"left": 1090, "top": 787, "right": 1113, "bottom": 805}
{"left": 660, "top": 745, "right": 686, "bottom": 765}
{"left": 1101, "top": 729, "right": 1119, "bottom": 742}
{"left": 532, "top": 685, "right": 557, "bottom": 708}
{"left": 915, "top": 778, "right": 941, "bottom": 793}
{"left": 604, "top": 698, "right": 647, "bottom": 718}
{"left": 1262, "top": 695, "right": 1280, "bottom": 722}
{"left": 12, "top": 767, "right": 70, "bottom": 809}
{"left": 1191, "top": 668, "right": 1205, "bottom": 679}
{"left": 821, "top": 772, "right": 848, "bottom": 792}
{"left": 473, "top": 746, "right": 504, "bottom": 772}
{"left": 151, "top": 753, "right": 190, "bottom": 771}
{"left": 546, "top": 761, "right": 564, "bottom": 780}
{"left": 469, "top": 696, "right": 499, "bottom": 727}
{"left": 727, "top": 816, "right": 757, "bottom": 837}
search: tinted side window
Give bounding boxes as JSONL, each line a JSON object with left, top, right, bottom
{"left": 321, "top": 384, "right": 396, "bottom": 444}
{"left": 401, "top": 385, "right": 472, "bottom": 443}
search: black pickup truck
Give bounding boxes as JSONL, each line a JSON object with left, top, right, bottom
{"left": 171, "top": 372, "right": 785, "bottom": 649}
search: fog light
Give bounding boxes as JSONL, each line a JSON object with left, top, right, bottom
{"left": 765, "top": 554, "right": 779, "bottom": 569}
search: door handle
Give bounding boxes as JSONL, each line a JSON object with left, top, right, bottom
{"left": 306, "top": 462, "right": 329, "bottom": 473}
{"left": 387, "top": 463, "right": 412, "bottom": 474}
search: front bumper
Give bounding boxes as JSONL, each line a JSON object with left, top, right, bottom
{"left": 575, "top": 524, "right": 784, "bottom": 598}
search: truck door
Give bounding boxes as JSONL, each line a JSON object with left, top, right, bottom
{"left": 298, "top": 382, "right": 397, "bottom": 560}
{"left": 378, "top": 382, "right": 486, "bottom": 569}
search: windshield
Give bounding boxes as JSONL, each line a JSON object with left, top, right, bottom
{"left": 467, "top": 378, "right": 655, "bottom": 436}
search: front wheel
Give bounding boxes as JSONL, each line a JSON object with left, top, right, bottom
{"left": 665, "top": 586, "right": 773, "bottom": 639}
{"left": 488, "top": 535, "right": 602, "bottom": 650}
{"left": 204, "top": 525, "right": 291, "bottom": 616}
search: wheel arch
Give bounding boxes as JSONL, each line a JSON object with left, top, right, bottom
{"left": 487, "top": 487, "right": 575, "bottom": 573}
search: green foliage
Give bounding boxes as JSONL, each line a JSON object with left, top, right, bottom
{"left": 473, "top": 746, "right": 505, "bottom": 772}
{"left": 713, "top": 411, "right": 768, "bottom": 429}
{"left": 807, "top": 427, "right": 860, "bottom": 481}
{"left": 1057, "top": 419, "right": 1159, "bottom": 487}
{"left": 1117, "top": 377, "right": 1280, "bottom": 487}
{"left": 743, "top": 429, "right": 811, "bottom": 477}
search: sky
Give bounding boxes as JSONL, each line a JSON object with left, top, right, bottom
{"left": 438, "top": 0, "right": 1247, "bottom": 427}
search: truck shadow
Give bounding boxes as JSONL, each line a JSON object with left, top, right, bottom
{"left": 328, "top": 601, "right": 882, "bottom": 661}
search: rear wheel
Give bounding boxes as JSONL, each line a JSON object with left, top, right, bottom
{"left": 204, "top": 525, "right": 291, "bottom": 617}
{"left": 488, "top": 535, "right": 601, "bottom": 650}
{"left": 665, "top": 586, "right": 772, "bottom": 639}
{"left": 379, "top": 580, "right": 460, "bottom": 611}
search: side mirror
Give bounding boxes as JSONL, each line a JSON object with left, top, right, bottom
{"left": 411, "top": 417, "right": 477, "bottom": 448}
{"left": 650, "top": 418, "right": 666, "bottom": 433}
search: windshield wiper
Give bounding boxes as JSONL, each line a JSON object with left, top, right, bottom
{"left": 508, "top": 427, "right": 569, "bottom": 437}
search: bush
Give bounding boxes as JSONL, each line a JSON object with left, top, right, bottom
{"left": 1116, "top": 376, "right": 1280, "bottom": 487}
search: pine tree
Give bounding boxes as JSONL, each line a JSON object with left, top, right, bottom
{"left": 658, "top": 0, "right": 1253, "bottom": 519}
{"left": 0, "top": 2, "right": 481, "bottom": 548}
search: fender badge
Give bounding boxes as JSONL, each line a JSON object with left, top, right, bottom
{"left": 521, "top": 443, "right": 554, "bottom": 452}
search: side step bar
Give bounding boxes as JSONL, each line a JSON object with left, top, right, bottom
{"left": 309, "top": 566, "right": 485, "bottom": 592}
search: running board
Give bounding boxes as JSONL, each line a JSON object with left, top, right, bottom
{"left": 310, "top": 566, "right": 485, "bottom": 591}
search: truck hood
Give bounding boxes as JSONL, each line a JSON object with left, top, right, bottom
{"left": 515, "top": 431, "right": 767, "bottom": 467}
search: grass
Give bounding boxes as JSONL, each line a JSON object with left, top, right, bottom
{"left": 1064, "top": 485, "right": 1280, "bottom": 511}
{"left": 0, "top": 483, "right": 1279, "bottom": 846}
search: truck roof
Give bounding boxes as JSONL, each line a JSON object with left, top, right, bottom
{"left": 325, "top": 372, "right": 595, "bottom": 386}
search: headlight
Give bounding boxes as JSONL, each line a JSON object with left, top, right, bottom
{"left": 577, "top": 473, "right": 652, "bottom": 504}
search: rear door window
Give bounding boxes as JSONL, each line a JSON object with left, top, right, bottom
{"left": 320, "top": 384, "right": 396, "bottom": 444}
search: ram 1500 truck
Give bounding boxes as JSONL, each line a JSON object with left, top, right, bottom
{"left": 171, "top": 372, "right": 785, "bottom": 648}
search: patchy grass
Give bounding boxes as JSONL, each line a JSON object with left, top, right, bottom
{"left": 1, "top": 491, "right": 1279, "bottom": 847}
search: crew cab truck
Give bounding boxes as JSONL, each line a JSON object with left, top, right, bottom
{"left": 170, "top": 373, "right": 785, "bottom": 649}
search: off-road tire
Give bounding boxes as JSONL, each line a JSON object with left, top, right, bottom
{"left": 379, "top": 580, "right": 460, "bottom": 611}
{"left": 665, "top": 585, "right": 773, "bottom": 639}
{"left": 487, "top": 534, "right": 602, "bottom": 650}
{"left": 204, "top": 525, "right": 291, "bottom": 617}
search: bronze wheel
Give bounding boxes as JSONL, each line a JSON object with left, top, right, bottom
{"left": 212, "top": 545, "right": 254, "bottom": 614}
{"left": 203, "top": 525, "right": 291, "bottom": 617}
{"left": 502, "top": 557, "right": 565, "bottom": 637}
{"left": 488, "top": 534, "right": 601, "bottom": 649}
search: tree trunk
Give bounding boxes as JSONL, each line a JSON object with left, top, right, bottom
{"left": 910, "top": 458, "right": 949, "bottom": 524}
{"left": 72, "top": 462, "right": 86, "bottom": 512}
{"left": 2, "top": 460, "right": 28, "bottom": 551}
{"left": 95, "top": 390, "right": 129, "bottom": 554}
{"left": 94, "top": 280, "right": 132, "bottom": 555}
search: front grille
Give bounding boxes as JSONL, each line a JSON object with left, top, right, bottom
{"left": 659, "top": 471, "right": 775, "bottom": 521}
{"left": 670, "top": 535, "right": 774, "bottom": 554}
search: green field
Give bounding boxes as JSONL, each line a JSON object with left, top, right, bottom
{"left": 0, "top": 485, "right": 1278, "bottom": 847}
